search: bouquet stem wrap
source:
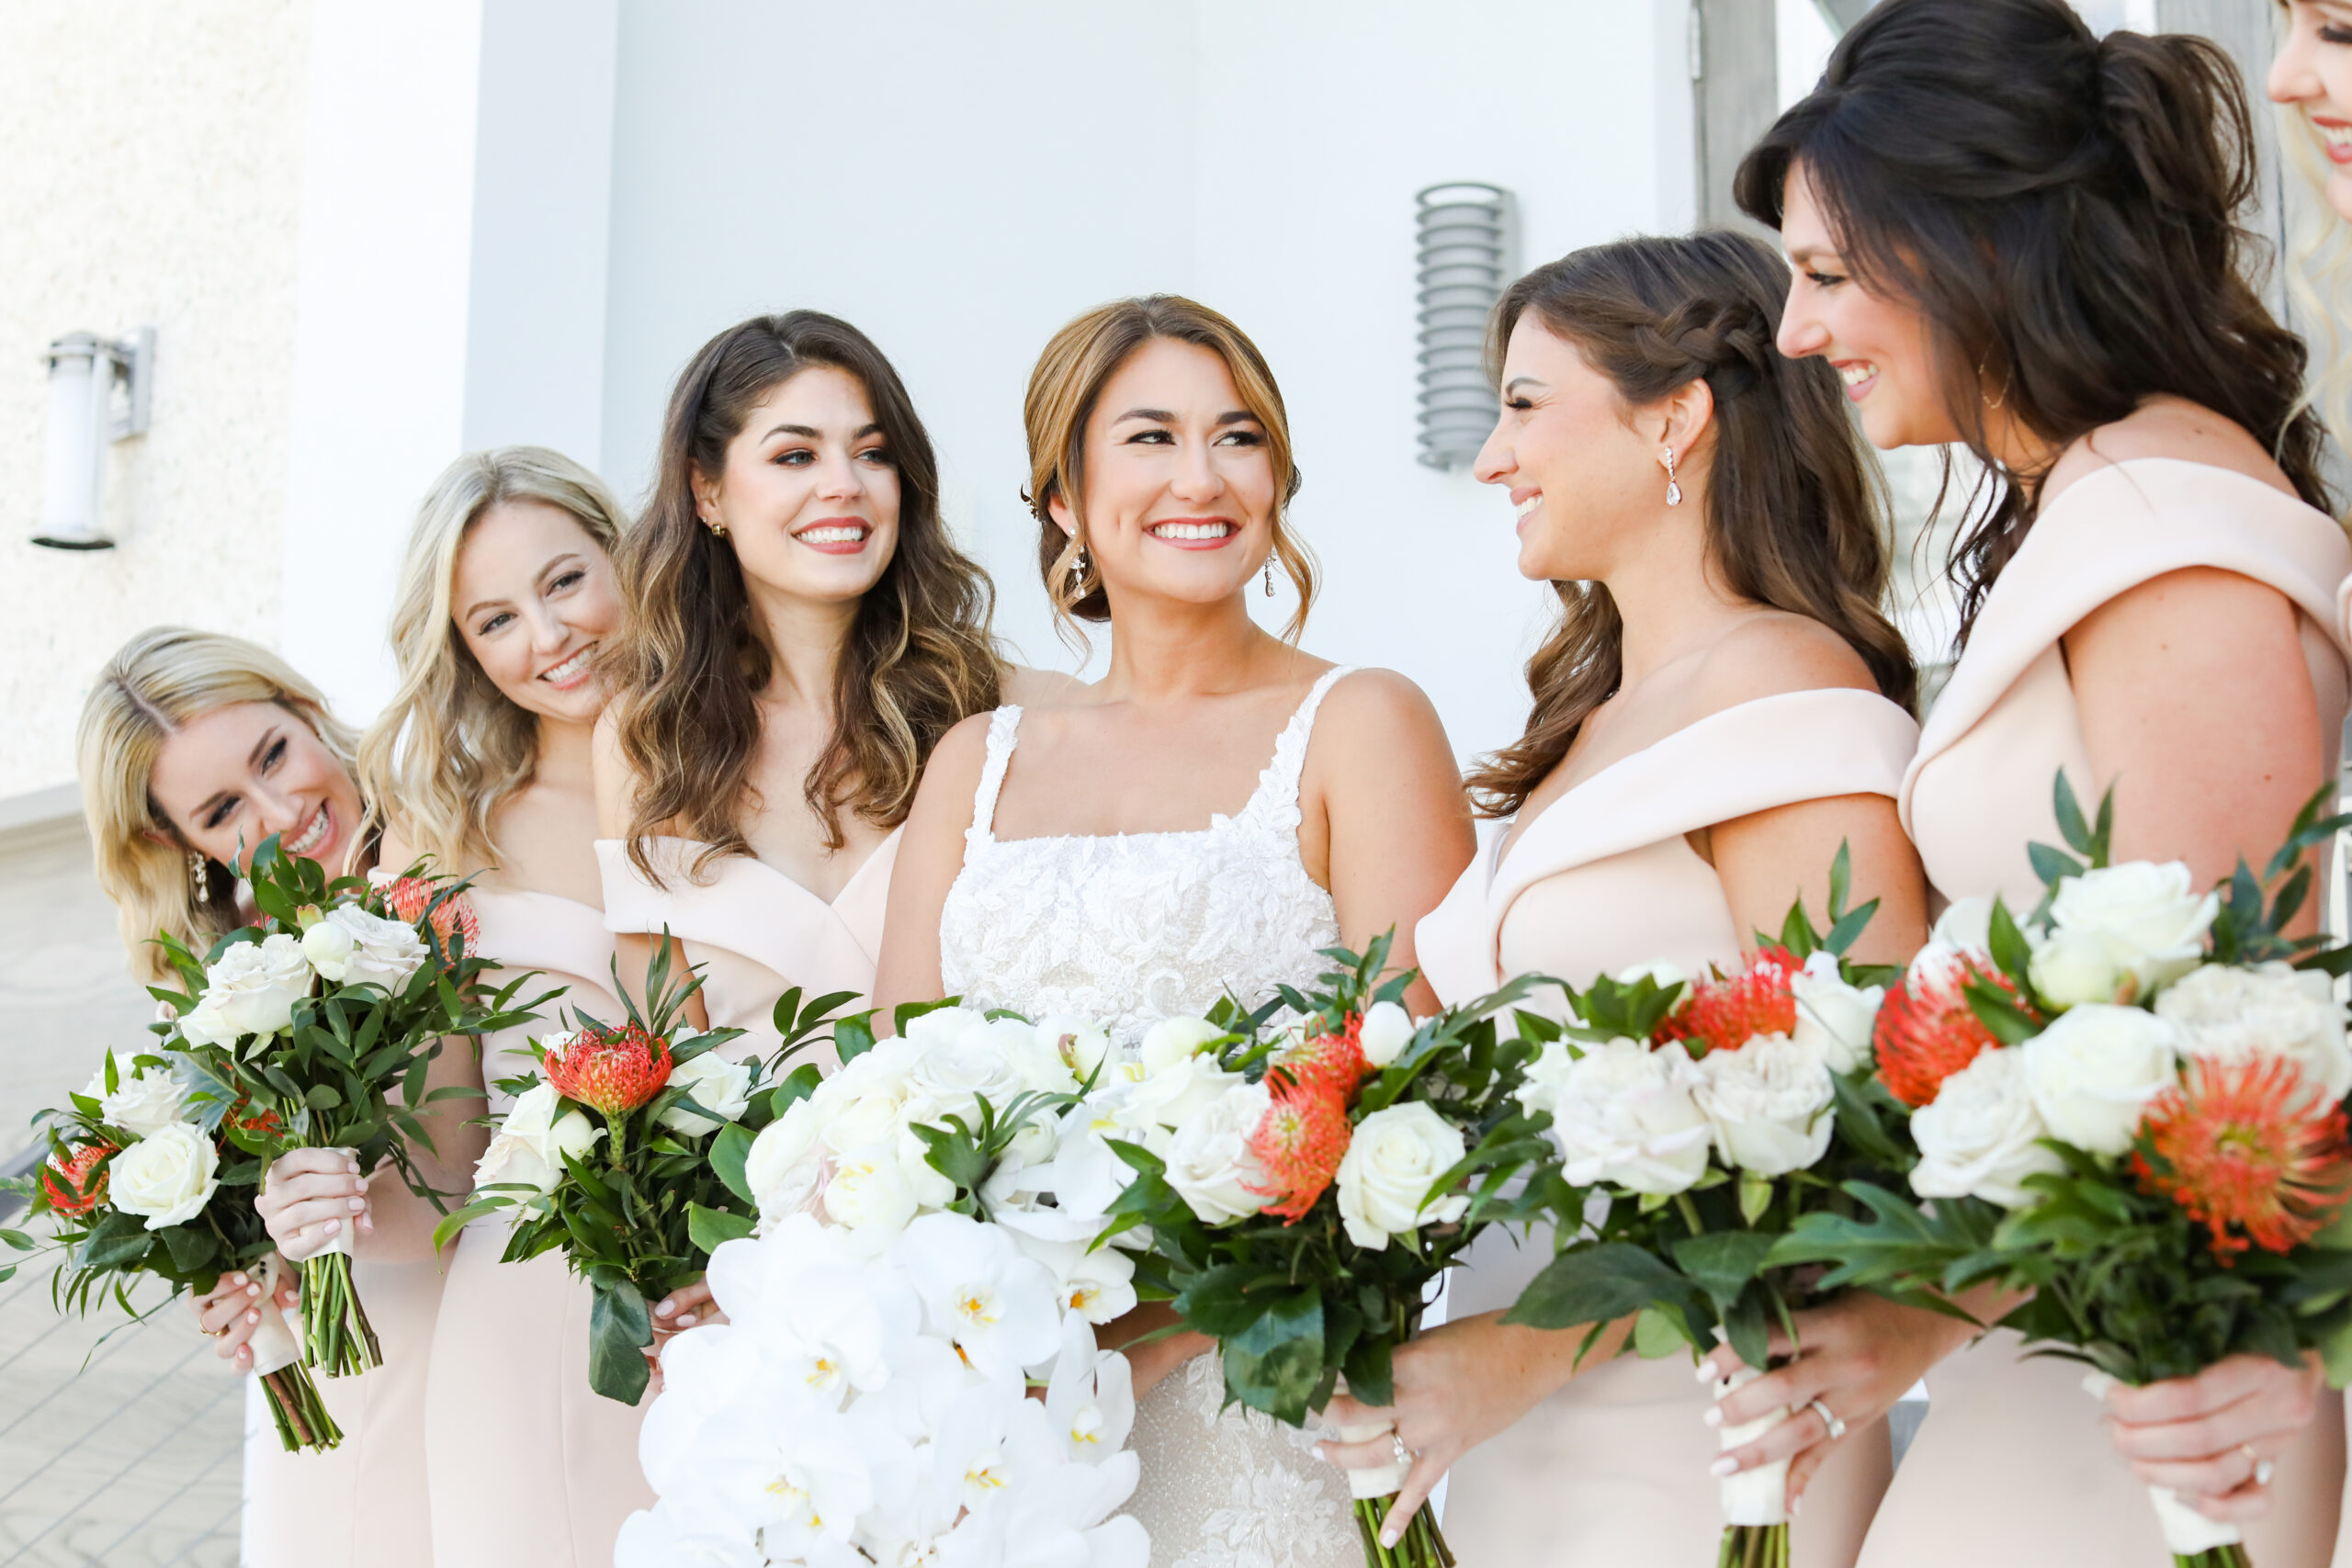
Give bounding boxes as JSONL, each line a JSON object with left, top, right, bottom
{"left": 1712, "top": 1353, "right": 1791, "bottom": 1568}
{"left": 250, "top": 1256, "right": 342, "bottom": 1450}
{"left": 297, "top": 1149, "right": 379, "bottom": 1377}
{"left": 1329, "top": 1398, "right": 1453, "bottom": 1565}
{"left": 2083, "top": 1373, "right": 2250, "bottom": 1568}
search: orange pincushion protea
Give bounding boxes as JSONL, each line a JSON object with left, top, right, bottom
{"left": 2134, "top": 1055, "right": 2352, "bottom": 1262}
{"left": 1658, "top": 947, "right": 1798, "bottom": 1056}
{"left": 1873, "top": 952, "right": 2017, "bottom": 1108}
{"left": 377, "top": 875, "right": 481, "bottom": 952}
{"left": 42, "top": 1143, "right": 113, "bottom": 1217}
{"left": 1245, "top": 1077, "right": 1352, "bottom": 1223}
{"left": 544, "top": 1023, "right": 673, "bottom": 1119}
{"left": 1271, "top": 1016, "right": 1369, "bottom": 1100}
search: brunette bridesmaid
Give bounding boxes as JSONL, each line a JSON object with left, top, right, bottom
{"left": 355, "top": 446, "right": 644, "bottom": 1567}
{"left": 1324, "top": 231, "right": 1925, "bottom": 1568}
{"left": 1730, "top": 2, "right": 2352, "bottom": 1562}
{"left": 593, "top": 310, "right": 1066, "bottom": 1334}
{"left": 78, "top": 627, "right": 442, "bottom": 1567}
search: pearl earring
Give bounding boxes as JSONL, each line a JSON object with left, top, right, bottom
{"left": 1661, "top": 446, "right": 1682, "bottom": 508}
{"left": 1263, "top": 556, "right": 1275, "bottom": 597}
{"left": 187, "top": 851, "right": 209, "bottom": 901}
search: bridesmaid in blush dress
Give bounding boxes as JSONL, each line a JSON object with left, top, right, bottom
{"left": 1732, "top": 4, "right": 2352, "bottom": 1562}
{"left": 1329, "top": 232, "right": 1926, "bottom": 1568}
{"left": 356, "top": 446, "right": 650, "bottom": 1568}
{"left": 593, "top": 312, "right": 1068, "bottom": 1336}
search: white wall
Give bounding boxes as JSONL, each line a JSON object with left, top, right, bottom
{"left": 598, "top": 0, "right": 1693, "bottom": 763}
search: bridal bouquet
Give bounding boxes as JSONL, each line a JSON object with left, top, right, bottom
{"left": 1092, "top": 935, "right": 1555, "bottom": 1568}
{"left": 430, "top": 948, "right": 842, "bottom": 1404}
{"left": 1776, "top": 783, "right": 2352, "bottom": 1568}
{"left": 150, "top": 837, "right": 531, "bottom": 1377}
{"left": 1498, "top": 850, "right": 1904, "bottom": 1568}
{"left": 1, "top": 1048, "right": 339, "bottom": 1450}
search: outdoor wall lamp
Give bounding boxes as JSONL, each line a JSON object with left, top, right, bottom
{"left": 36, "top": 327, "right": 153, "bottom": 550}
{"left": 1414, "top": 184, "right": 1515, "bottom": 471}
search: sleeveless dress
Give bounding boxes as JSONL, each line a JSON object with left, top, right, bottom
{"left": 594, "top": 830, "right": 899, "bottom": 1064}
{"left": 1879, "top": 458, "right": 2352, "bottom": 1568}
{"left": 1414, "top": 687, "right": 1919, "bottom": 1568}
{"left": 424, "top": 886, "right": 650, "bottom": 1568}
{"left": 937, "top": 665, "right": 1364, "bottom": 1568}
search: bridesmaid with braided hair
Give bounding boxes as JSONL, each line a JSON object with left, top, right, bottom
{"left": 1315, "top": 231, "right": 1927, "bottom": 1565}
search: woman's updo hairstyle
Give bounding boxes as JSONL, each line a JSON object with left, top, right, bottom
{"left": 1465, "top": 231, "right": 1915, "bottom": 818}
{"left": 1736, "top": 0, "right": 2334, "bottom": 637}
{"left": 1021, "top": 294, "right": 1317, "bottom": 643}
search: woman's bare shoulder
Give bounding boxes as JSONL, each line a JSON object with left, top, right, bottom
{"left": 1001, "top": 664, "right": 1091, "bottom": 707}
{"left": 2043, "top": 397, "right": 2298, "bottom": 507}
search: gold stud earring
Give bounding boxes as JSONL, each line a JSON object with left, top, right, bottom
{"left": 1661, "top": 446, "right": 1682, "bottom": 508}
{"left": 706, "top": 516, "right": 729, "bottom": 538}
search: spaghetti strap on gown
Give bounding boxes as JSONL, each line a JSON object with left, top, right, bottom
{"left": 937, "top": 666, "right": 1366, "bottom": 1568}
{"left": 1886, "top": 458, "right": 2352, "bottom": 1568}
{"left": 1415, "top": 686, "right": 1919, "bottom": 1568}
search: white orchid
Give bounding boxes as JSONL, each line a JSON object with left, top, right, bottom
{"left": 893, "top": 1212, "right": 1063, "bottom": 1379}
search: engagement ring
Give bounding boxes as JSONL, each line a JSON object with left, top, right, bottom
{"left": 1807, "top": 1397, "right": 1848, "bottom": 1441}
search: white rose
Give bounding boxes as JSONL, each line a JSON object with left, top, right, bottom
{"left": 820, "top": 1150, "right": 918, "bottom": 1245}
{"left": 1790, "top": 951, "right": 1883, "bottom": 1076}
{"left": 661, "top": 1049, "right": 754, "bottom": 1137}
{"left": 300, "top": 904, "right": 427, "bottom": 991}
{"left": 183, "top": 933, "right": 312, "bottom": 1045}
{"left": 905, "top": 1034, "right": 1028, "bottom": 1124}
{"left": 1527, "top": 1037, "right": 1712, "bottom": 1195}
{"left": 1613, "top": 960, "right": 1693, "bottom": 1010}
{"left": 2155, "top": 962, "right": 2352, "bottom": 1106}
{"left": 1115, "top": 1025, "right": 1243, "bottom": 1138}
{"left": 2046, "top": 862, "right": 2218, "bottom": 998}
{"left": 1691, "top": 1032, "right": 1837, "bottom": 1176}
{"left": 2021, "top": 1003, "right": 2182, "bottom": 1156}
{"left": 108, "top": 1121, "right": 220, "bottom": 1228}
{"left": 1359, "top": 1002, "right": 1416, "bottom": 1068}
{"left": 1335, "top": 1101, "right": 1469, "bottom": 1250}
{"left": 901, "top": 1005, "right": 987, "bottom": 1051}
{"left": 475, "top": 1080, "right": 603, "bottom": 1195}
{"left": 745, "top": 1100, "right": 826, "bottom": 1225}
{"left": 1929, "top": 897, "right": 1997, "bottom": 954}
{"left": 1909, "top": 1047, "right": 2064, "bottom": 1209}
{"left": 1162, "top": 1081, "right": 1273, "bottom": 1224}
{"left": 87, "top": 1057, "right": 187, "bottom": 1139}
{"left": 2029, "top": 929, "right": 2134, "bottom": 1010}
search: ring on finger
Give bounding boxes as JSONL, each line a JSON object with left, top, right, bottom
{"left": 2242, "top": 1445, "right": 2276, "bottom": 1488}
{"left": 1806, "top": 1397, "right": 1848, "bottom": 1441}
{"left": 1390, "top": 1433, "right": 1414, "bottom": 1468}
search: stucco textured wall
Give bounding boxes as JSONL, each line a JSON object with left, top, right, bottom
{"left": 0, "top": 1, "right": 311, "bottom": 798}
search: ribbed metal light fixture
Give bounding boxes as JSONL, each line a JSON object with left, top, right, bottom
{"left": 1414, "top": 182, "right": 1515, "bottom": 471}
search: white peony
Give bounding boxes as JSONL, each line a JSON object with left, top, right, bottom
{"left": 1523, "top": 1037, "right": 1712, "bottom": 1195}
{"left": 1909, "top": 1046, "right": 2063, "bottom": 1209}
{"left": 85, "top": 1055, "right": 187, "bottom": 1139}
{"left": 1335, "top": 1101, "right": 1470, "bottom": 1250}
{"left": 1691, "top": 1032, "right": 1837, "bottom": 1176}
{"left": 2045, "top": 862, "right": 2218, "bottom": 999}
{"left": 1162, "top": 1081, "right": 1273, "bottom": 1224}
{"left": 474, "top": 1080, "right": 602, "bottom": 1195}
{"left": 660, "top": 1048, "right": 755, "bottom": 1138}
{"left": 1358, "top": 1001, "right": 1416, "bottom": 1068}
{"left": 1790, "top": 950, "right": 1883, "bottom": 1075}
{"left": 300, "top": 903, "right": 427, "bottom": 991}
{"left": 822, "top": 1149, "right": 920, "bottom": 1250}
{"left": 109, "top": 1121, "right": 220, "bottom": 1228}
{"left": 179, "top": 933, "right": 312, "bottom": 1047}
{"left": 2154, "top": 961, "right": 2352, "bottom": 1106}
{"left": 2021, "top": 1003, "right": 2182, "bottom": 1156}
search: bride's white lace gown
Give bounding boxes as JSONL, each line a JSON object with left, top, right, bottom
{"left": 937, "top": 664, "right": 1363, "bottom": 1568}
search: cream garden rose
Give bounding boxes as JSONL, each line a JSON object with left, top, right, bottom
{"left": 2021, "top": 1003, "right": 2182, "bottom": 1156}
{"left": 1523, "top": 1037, "right": 1712, "bottom": 1195}
{"left": 179, "top": 932, "right": 313, "bottom": 1047}
{"left": 746, "top": 1101, "right": 826, "bottom": 1228}
{"left": 110, "top": 1121, "right": 221, "bottom": 1228}
{"left": 476, "top": 1080, "right": 603, "bottom": 1195}
{"left": 1790, "top": 951, "right": 1883, "bottom": 1075}
{"left": 300, "top": 904, "right": 427, "bottom": 991}
{"left": 85, "top": 1056, "right": 187, "bottom": 1139}
{"left": 1335, "top": 1101, "right": 1469, "bottom": 1249}
{"left": 661, "top": 1048, "right": 755, "bottom": 1137}
{"left": 2045, "top": 862, "right": 2218, "bottom": 999}
{"left": 1691, "top": 1032, "right": 1836, "bottom": 1176}
{"left": 1908, "top": 1047, "right": 2063, "bottom": 1209}
{"left": 2154, "top": 961, "right": 2352, "bottom": 1105}
{"left": 1162, "top": 1081, "right": 1273, "bottom": 1224}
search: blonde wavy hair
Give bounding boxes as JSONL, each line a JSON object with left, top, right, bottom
{"left": 2280, "top": 102, "right": 2352, "bottom": 483}
{"left": 1021, "top": 295, "right": 1317, "bottom": 647}
{"left": 78, "top": 626, "right": 358, "bottom": 981}
{"left": 356, "top": 446, "right": 629, "bottom": 875}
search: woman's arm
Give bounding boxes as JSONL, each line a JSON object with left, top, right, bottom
{"left": 870, "top": 713, "right": 993, "bottom": 1022}
{"left": 1708, "top": 792, "right": 1929, "bottom": 967}
{"left": 1302, "top": 671, "right": 1477, "bottom": 1017}
{"left": 591, "top": 709, "right": 705, "bottom": 1031}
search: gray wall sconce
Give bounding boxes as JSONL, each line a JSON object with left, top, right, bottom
{"left": 1414, "top": 183, "right": 1516, "bottom": 471}
{"left": 37, "top": 327, "right": 154, "bottom": 550}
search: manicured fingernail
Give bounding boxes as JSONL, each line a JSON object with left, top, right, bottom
{"left": 245, "top": 1311, "right": 259, "bottom": 1325}
{"left": 1710, "top": 1457, "right": 1738, "bottom": 1478}
{"left": 323, "top": 1219, "right": 341, "bottom": 1234}
{"left": 1312, "top": 1445, "right": 1326, "bottom": 1462}
{"left": 1380, "top": 1529, "right": 1401, "bottom": 1550}
{"left": 349, "top": 1199, "right": 366, "bottom": 1212}
{"left": 1702, "top": 1405, "right": 1723, "bottom": 1427}
{"left": 655, "top": 1301, "right": 675, "bottom": 1317}
{"left": 1791, "top": 1494, "right": 1805, "bottom": 1517}
{"left": 346, "top": 1161, "right": 360, "bottom": 1174}
{"left": 677, "top": 1314, "right": 695, "bottom": 1327}
{"left": 1696, "top": 1361, "right": 1716, "bottom": 1382}
{"left": 232, "top": 1273, "right": 247, "bottom": 1286}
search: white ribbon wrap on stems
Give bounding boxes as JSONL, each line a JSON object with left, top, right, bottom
{"left": 2081, "top": 1371, "right": 2243, "bottom": 1554}
{"left": 245, "top": 1256, "right": 302, "bottom": 1378}
{"left": 1712, "top": 1359, "right": 1792, "bottom": 1527}
{"left": 1325, "top": 1376, "right": 1411, "bottom": 1499}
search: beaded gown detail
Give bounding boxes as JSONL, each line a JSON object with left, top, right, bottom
{"left": 937, "top": 665, "right": 1362, "bottom": 1568}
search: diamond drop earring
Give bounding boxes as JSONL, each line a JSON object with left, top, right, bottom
{"left": 1263, "top": 556, "right": 1275, "bottom": 597}
{"left": 1069, "top": 543, "right": 1088, "bottom": 589}
{"left": 187, "top": 851, "right": 209, "bottom": 901}
{"left": 1661, "top": 446, "right": 1682, "bottom": 508}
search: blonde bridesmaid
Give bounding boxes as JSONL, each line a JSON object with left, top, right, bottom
{"left": 2270, "top": 0, "right": 2352, "bottom": 459}
{"left": 78, "top": 627, "right": 440, "bottom": 1567}
{"left": 1325, "top": 231, "right": 1924, "bottom": 1568}
{"left": 593, "top": 310, "right": 1062, "bottom": 1336}
{"left": 1731, "top": 1, "right": 2352, "bottom": 1562}
{"left": 355, "top": 446, "right": 645, "bottom": 1567}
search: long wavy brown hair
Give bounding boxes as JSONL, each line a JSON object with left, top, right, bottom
{"left": 1464, "top": 231, "right": 1916, "bottom": 819}
{"left": 1736, "top": 0, "right": 2336, "bottom": 641}
{"left": 607, "top": 312, "right": 1001, "bottom": 878}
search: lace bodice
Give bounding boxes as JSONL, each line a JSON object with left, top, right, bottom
{"left": 937, "top": 666, "right": 1353, "bottom": 1046}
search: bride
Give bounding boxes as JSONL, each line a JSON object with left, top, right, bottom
{"left": 874, "top": 294, "right": 1474, "bottom": 1567}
